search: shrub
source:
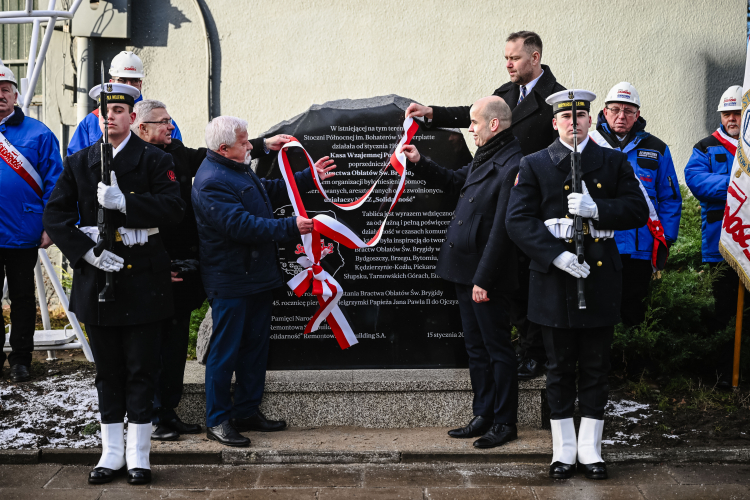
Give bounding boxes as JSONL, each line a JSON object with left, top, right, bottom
{"left": 187, "top": 300, "right": 209, "bottom": 360}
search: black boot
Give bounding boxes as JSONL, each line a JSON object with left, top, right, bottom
{"left": 88, "top": 465, "right": 126, "bottom": 484}
{"left": 127, "top": 468, "right": 152, "bottom": 485}
{"left": 473, "top": 423, "right": 518, "bottom": 449}
{"left": 164, "top": 416, "right": 201, "bottom": 435}
{"left": 232, "top": 411, "right": 286, "bottom": 432}
{"left": 10, "top": 364, "right": 30, "bottom": 383}
{"left": 578, "top": 461, "right": 608, "bottom": 480}
{"left": 206, "top": 420, "right": 250, "bottom": 447}
{"left": 517, "top": 358, "right": 545, "bottom": 380}
{"left": 549, "top": 461, "right": 575, "bottom": 479}
{"left": 151, "top": 423, "right": 179, "bottom": 441}
{"left": 447, "top": 416, "right": 493, "bottom": 438}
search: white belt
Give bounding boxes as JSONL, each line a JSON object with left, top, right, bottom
{"left": 79, "top": 226, "right": 159, "bottom": 243}
{"left": 544, "top": 218, "right": 613, "bottom": 240}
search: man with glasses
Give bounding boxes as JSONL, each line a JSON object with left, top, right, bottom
{"left": 67, "top": 52, "right": 183, "bottom": 156}
{"left": 589, "top": 82, "right": 681, "bottom": 328}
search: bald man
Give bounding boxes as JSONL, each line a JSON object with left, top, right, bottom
{"left": 401, "top": 96, "right": 523, "bottom": 448}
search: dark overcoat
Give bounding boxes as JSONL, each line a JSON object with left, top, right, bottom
{"left": 505, "top": 139, "right": 649, "bottom": 328}
{"left": 429, "top": 65, "right": 566, "bottom": 156}
{"left": 409, "top": 133, "right": 523, "bottom": 292}
{"left": 43, "top": 133, "right": 185, "bottom": 326}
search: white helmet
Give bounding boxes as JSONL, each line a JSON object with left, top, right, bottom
{"left": 605, "top": 82, "right": 641, "bottom": 108}
{"left": 717, "top": 85, "right": 742, "bottom": 112}
{"left": 109, "top": 51, "right": 144, "bottom": 79}
{"left": 0, "top": 64, "right": 17, "bottom": 86}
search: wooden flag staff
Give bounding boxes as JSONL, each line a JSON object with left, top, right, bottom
{"left": 733, "top": 279, "right": 744, "bottom": 388}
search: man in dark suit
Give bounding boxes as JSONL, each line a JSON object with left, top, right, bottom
{"left": 401, "top": 96, "right": 522, "bottom": 449}
{"left": 43, "top": 83, "right": 185, "bottom": 485}
{"left": 506, "top": 90, "right": 649, "bottom": 480}
{"left": 406, "top": 31, "right": 566, "bottom": 380}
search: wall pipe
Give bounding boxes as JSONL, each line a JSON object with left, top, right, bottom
{"left": 191, "top": 0, "right": 212, "bottom": 121}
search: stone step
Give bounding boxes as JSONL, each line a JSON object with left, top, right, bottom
{"left": 176, "top": 361, "right": 547, "bottom": 428}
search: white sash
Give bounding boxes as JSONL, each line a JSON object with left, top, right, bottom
{"left": 0, "top": 129, "right": 42, "bottom": 197}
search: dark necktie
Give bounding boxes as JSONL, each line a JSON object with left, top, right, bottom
{"left": 518, "top": 85, "right": 527, "bottom": 105}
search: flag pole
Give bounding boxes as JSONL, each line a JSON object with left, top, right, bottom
{"left": 733, "top": 278, "right": 744, "bottom": 388}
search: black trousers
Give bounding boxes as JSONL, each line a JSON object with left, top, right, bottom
{"left": 542, "top": 325, "right": 614, "bottom": 420}
{"left": 0, "top": 247, "right": 39, "bottom": 368}
{"left": 620, "top": 255, "right": 653, "bottom": 327}
{"left": 87, "top": 322, "right": 162, "bottom": 424}
{"left": 509, "top": 262, "right": 546, "bottom": 363}
{"left": 709, "top": 262, "right": 747, "bottom": 381}
{"left": 152, "top": 309, "right": 191, "bottom": 424}
{"left": 455, "top": 283, "right": 518, "bottom": 424}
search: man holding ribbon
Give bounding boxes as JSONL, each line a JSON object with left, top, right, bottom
{"left": 0, "top": 64, "right": 62, "bottom": 383}
{"left": 401, "top": 96, "right": 523, "bottom": 449}
{"left": 193, "top": 116, "right": 336, "bottom": 447}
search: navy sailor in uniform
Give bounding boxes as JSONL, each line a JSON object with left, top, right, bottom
{"left": 43, "top": 83, "right": 185, "bottom": 485}
{"left": 506, "top": 90, "right": 648, "bottom": 479}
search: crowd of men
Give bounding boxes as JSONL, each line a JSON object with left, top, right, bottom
{"left": 0, "top": 30, "right": 743, "bottom": 484}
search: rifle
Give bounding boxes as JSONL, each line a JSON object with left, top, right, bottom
{"left": 570, "top": 92, "right": 586, "bottom": 310}
{"left": 92, "top": 61, "right": 116, "bottom": 303}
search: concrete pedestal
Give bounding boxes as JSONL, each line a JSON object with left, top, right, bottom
{"left": 176, "top": 361, "right": 547, "bottom": 429}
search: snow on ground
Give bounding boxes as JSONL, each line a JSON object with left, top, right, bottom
{"left": 0, "top": 372, "right": 101, "bottom": 449}
{"left": 605, "top": 399, "right": 654, "bottom": 423}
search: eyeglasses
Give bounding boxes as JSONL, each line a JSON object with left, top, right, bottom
{"left": 605, "top": 106, "right": 637, "bottom": 117}
{"left": 142, "top": 119, "right": 173, "bottom": 125}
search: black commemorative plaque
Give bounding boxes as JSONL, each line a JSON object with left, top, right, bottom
{"left": 256, "top": 95, "right": 474, "bottom": 369}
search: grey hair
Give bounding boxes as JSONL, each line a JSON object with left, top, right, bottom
{"left": 205, "top": 116, "right": 248, "bottom": 151}
{"left": 132, "top": 99, "right": 168, "bottom": 132}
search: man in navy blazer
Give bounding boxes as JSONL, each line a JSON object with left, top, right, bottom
{"left": 402, "top": 96, "right": 522, "bottom": 449}
{"left": 192, "top": 116, "right": 335, "bottom": 447}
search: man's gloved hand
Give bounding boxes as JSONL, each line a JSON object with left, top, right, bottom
{"left": 97, "top": 171, "right": 126, "bottom": 213}
{"left": 552, "top": 251, "right": 591, "bottom": 278}
{"left": 118, "top": 227, "right": 148, "bottom": 247}
{"left": 568, "top": 180, "right": 598, "bottom": 219}
{"left": 83, "top": 248, "right": 124, "bottom": 272}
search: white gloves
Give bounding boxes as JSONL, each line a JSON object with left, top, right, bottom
{"left": 98, "top": 171, "right": 126, "bottom": 213}
{"left": 83, "top": 248, "right": 124, "bottom": 272}
{"left": 568, "top": 180, "right": 598, "bottom": 219}
{"left": 118, "top": 227, "right": 149, "bottom": 247}
{"left": 553, "top": 251, "right": 591, "bottom": 278}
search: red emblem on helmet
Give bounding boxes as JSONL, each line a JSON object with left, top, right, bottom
{"left": 124, "top": 66, "right": 137, "bottom": 71}
{"left": 167, "top": 170, "right": 176, "bottom": 181}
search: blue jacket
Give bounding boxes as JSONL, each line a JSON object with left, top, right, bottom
{"left": 67, "top": 94, "right": 182, "bottom": 156}
{"left": 192, "top": 150, "right": 315, "bottom": 298}
{"left": 684, "top": 127, "right": 735, "bottom": 262}
{"left": 0, "top": 107, "right": 63, "bottom": 248}
{"left": 595, "top": 112, "right": 681, "bottom": 260}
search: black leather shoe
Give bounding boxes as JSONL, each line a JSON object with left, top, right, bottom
{"left": 448, "top": 416, "right": 493, "bottom": 439}
{"left": 206, "top": 420, "right": 250, "bottom": 447}
{"left": 473, "top": 423, "right": 518, "bottom": 449}
{"left": 164, "top": 416, "right": 201, "bottom": 435}
{"left": 127, "top": 468, "right": 152, "bottom": 485}
{"left": 88, "top": 465, "right": 125, "bottom": 484}
{"left": 151, "top": 423, "right": 179, "bottom": 441}
{"left": 517, "top": 358, "right": 545, "bottom": 380}
{"left": 578, "top": 461, "right": 608, "bottom": 480}
{"left": 232, "top": 411, "right": 287, "bottom": 433}
{"left": 10, "top": 364, "right": 30, "bottom": 383}
{"left": 549, "top": 461, "right": 575, "bottom": 479}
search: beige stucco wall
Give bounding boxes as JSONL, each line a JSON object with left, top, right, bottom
{"left": 66, "top": 0, "right": 747, "bottom": 180}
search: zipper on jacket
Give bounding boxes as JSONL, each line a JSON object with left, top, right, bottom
{"left": 668, "top": 177, "right": 677, "bottom": 200}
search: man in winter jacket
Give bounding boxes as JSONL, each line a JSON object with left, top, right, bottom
{"left": 0, "top": 65, "right": 63, "bottom": 382}
{"left": 192, "top": 116, "right": 336, "bottom": 447}
{"left": 589, "top": 82, "right": 681, "bottom": 327}
{"left": 684, "top": 85, "right": 744, "bottom": 388}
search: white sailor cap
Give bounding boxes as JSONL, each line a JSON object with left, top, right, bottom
{"left": 88, "top": 82, "right": 140, "bottom": 107}
{"left": 546, "top": 89, "right": 597, "bottom": 115}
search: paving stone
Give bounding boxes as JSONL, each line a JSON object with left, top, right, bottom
{"left": 462, "top": 464, "right": 560, "bottom": 487}
{"left": 208, "top": 490, "right": 317, "bottom": 500}
{"left": 364, "top": 465, "right": 465, "bottom": 487}
{"left": 256, "top": 466, "right": 361, "bottom": 487}
{"left": 100, "top": 490, "right": 212, "bottom": 499}
{"left": 0, "top": 464, "right": 61, "bottom": 488}
{"left": 0, "top": 488, "right": 100, "bottom": 500}
{"left": 639, "top": 484, "right": 750, "bottom": 500}
{"left": 426, "top": 486, "right": 536, "bottom": 499}
{"left": 668, "top": 464, "right": 750, "bottom": 485}
{"left": 44, "top": 465, "right": 134, "bottom": 489}
{"left": 319, "top": 487, "right": 423, "bottom": 499}
{"left": 533, "top": 485, "right": 645, "bottom": 499}
{"left": 567, "top": 464, "right": 676, "bottom": 486}
{"left": 148, "top": 465, "right": 260, "bottom": 489}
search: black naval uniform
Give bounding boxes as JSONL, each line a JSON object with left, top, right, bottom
{"left": 153, "top": 139, "right": 208, "bottom": 426}
{"left": 506, "top": 138, "right": 648, "bottom": 419}
{"left": 43, "top": 133, "right": 185, "bottom": 424}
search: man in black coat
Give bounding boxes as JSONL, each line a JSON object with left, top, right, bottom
{"left": 406, "top": 31, "right": 566, "bottom": 379}
{"left": 43, "top": 84, "right": 185, "bottom": 486}
{"left": 506, "top": 90, "right": 649, "bottom": 480}
{"left": 402, "top": 96, "right": 522, "bottom": 449}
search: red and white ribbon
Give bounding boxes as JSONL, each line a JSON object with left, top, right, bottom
{"left": 278, "top": 117, "right": 419, "bottom": 349}
{"left": 0, "top": 129, "right": 43, "bottom": 197}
